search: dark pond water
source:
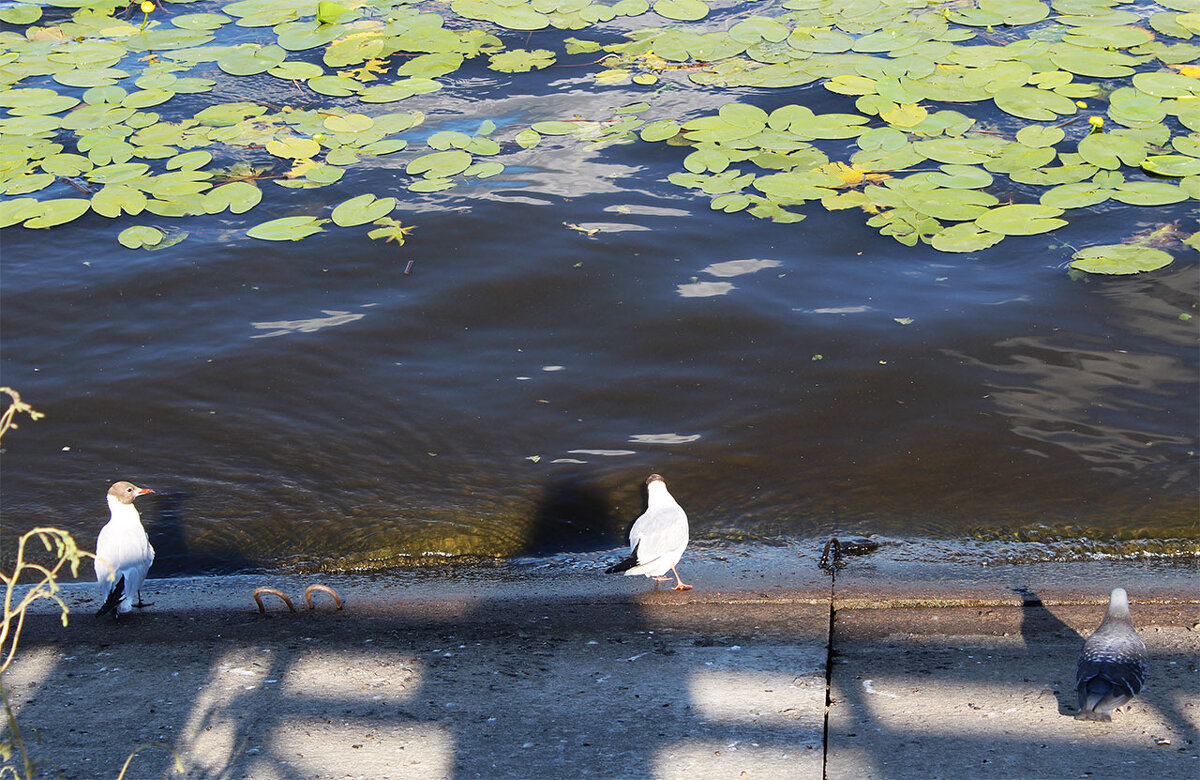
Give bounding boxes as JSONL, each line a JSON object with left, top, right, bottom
{"left": 1, "top": 1, "right": 1197, "bottom": 575}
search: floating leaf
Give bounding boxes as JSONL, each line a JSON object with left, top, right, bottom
{"left": 22, "top": 198, "right": 93, "bottom": 229}
{"left": 1016, "top": 125, "right": 1066, "bottom": 148}
{"left": 1132, "top": 72, "right": 1200, "bottom": 98}
{"left": 1069, "top": 245, "right": 1174, "bottom": 275}
{"left": 91, "top": 184, "right": 148, "bottom": 218}
{"left": 205, "top": 181, "right": 262, "bottom": 214}
{"left": 489, "top": 49, "right": 555, "bottom": 73}
{"left": 640, "top": 120, "right": 680, "bottom": 142}
{"left": 1142, "top": 155, "right": 1200, "bottom": 177}
{"left": 930, "top": 223, "right": 1004, "bottom": 253}
{"left": 406, "top": 150, "right": 473, "bottom": 178}
{"left": 267, "top": 137, "right": 321, "bottom": 159}
{"left": 331, "top": 193, "right": 396, "bottom": 227}
{"left": 117, "top": 225, "right": 164, "bottom": 249}
{"left": 653, "top": 0, "right": 708, "bottom": 21}
{"left": 247, "top": 216, "right": 328, "bottom": 241}
{"left": 993, "top": 87, "right": 1078, "bottom": 121}
{"left": 218, "top": 44, "right": 286, "bottom": 76}
{"left": 1110, "top": 182, "right": 1188, "bottom": 205}
{"left": 974, "top": 204, "right": 1067, "bottom": 235}
{"left": 0, "top": 4, "right": 41, "bottom": 23}
{"left": 316, "top": 1, "right": 351, "bottom": 24}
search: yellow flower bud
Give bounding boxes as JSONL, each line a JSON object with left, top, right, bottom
{"left": 140, "top": 1, "right": 155, "bottom": 12}
{"left": 1075, "top": 101, "right": 1087, "bottom": 108}
{"left": 1088, "top": 116, "right": 1104, "bottom": 128}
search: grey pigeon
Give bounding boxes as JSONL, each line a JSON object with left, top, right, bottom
{"left": 1075, "top": 587, "right": 1148, "bottom": 721}
{"left": 605, "top": 474, "right": 691, "bottom": 591}
{"left": 95, "top": 481, "right": 156, "bottom": 618}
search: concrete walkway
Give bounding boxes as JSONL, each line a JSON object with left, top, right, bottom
{"left": 3, "top": 545, "right": 1197, "bottom": 779}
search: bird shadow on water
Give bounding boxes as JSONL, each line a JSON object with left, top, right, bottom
{"left": 521, "top": 474, "right": 625, "bottom": 557}
{"left": 144, "top": 490, "right": 258, "bottom": 577}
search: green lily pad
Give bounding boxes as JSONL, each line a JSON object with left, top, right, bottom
{"left": 1048, "top": 48, "right": 1139, "bottom": 78}
{"left": 218, "top": 44, "right": 286, "bottom": 76}
{"left": 331, "top": 193, "right": 396, "bottom": 227}
{"left": 406, "top": 150, "right": 473, "bottom": 178}
{"left": 654, "top": 0, "right": 708, "bottom": 21}
{"left": 1142, "top": 155, "right": 1200, "bottom": 177}
{"left": 358, "top": 79, "right": 442, "bottom": 103}
{"left": 641, "top": 120, "right": 681, "bottom": 142}
{"left": 1132, "top": 72, "right": 1200, "bottom": 98}
{"left": 267, "top": 137, "right": 321, "bottom": 159}
{"left": 993, "top": 87, "right": 1078, "bottom": 121}
{"left": 1111, "top": 181, "right": 1188, "bottom": 205}
{"left": 1016, "top": 125, "right": 1066, "bottom": 148}
{"left": 451, "top": 0, "right": 549, "bottom": 30}
{"left": 930, "top": 223, "right": 1004, "bottom": 253}
{"left": 1069, "top": 245, "right": 1174, "bottom": 275}
{"left": 307, "top": 76, "right": 362, "bottom": 96}
{"left": 974, "top": 204, "right": 1068, "bottom": 235}
{"left": 1077, "top": 133, "right": 1146, "bottom": 169}
{"left": 905, "top": 188, "right": 999, "bottom": 221}
{"left": 1039, "top": 182, "right": 1113, "bottom": 209}
{"left": 167, "top": 150, "right": 213, "bottom": 171}
{"left": 0, "top": 199, "right": 40, "bottom": 229}
{"left": 22, "top": 198, "right": 93, "bottom": 229}
{"left": 204, "top": 181, "right": 262, "bottom": 214}
{"left": 171, "top": 12, "right": 232, "bottom": 30}
{"left": 927, "top": 164, "right": 994, "bottom": 189}
{"left": 247, "top": 215, "right": 328, "bottom": 241}
{"left": 489, "top": 48, "right": 555, "bottom": 73}
{"left": 0, "top": 4, "right": 42, "bottom": 23}
{"left": 117, "top": 225, "right": 165, "bottom": 249}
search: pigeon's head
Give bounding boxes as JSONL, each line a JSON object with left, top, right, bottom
{"left": 108, "top": 481, "right": 155, "bottom": 505}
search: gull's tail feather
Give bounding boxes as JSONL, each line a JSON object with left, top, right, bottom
{"left": 605, "top": 544, "right": 639, "bottom": 574}
{"left": 96, "top": 574, "right": 125, "bottom": 618}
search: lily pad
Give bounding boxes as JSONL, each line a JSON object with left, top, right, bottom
{"left": 22, "top": 198, "right": 93, "bottom": 229}
{"left": 654, "top": 0, "right": 708, "bottom": 21}
{"left": 1069, "top": 245, "right": 1174, "bottom": 275}
{"left": 993, "top": 87, "right": 1078, "bottom": 121}
{"left": 247, "top": 215, "right": 328, "bottom": 241}
{"left": 117, "top": 225, "right": 165, "bottom": 249}
{"left": 930, "top": 223, "right": 1004, "bottom": 253}
{"left": 406, "top": 150, "right": 473, "bottom": 178}
{"left": 1142, "top": 155, "right": 1200, "bottom": 177}
{"left": 331, "top": 193, "right": 397, "bottom": 227}
{"left": 974, "top": 204, "right": 1068, "bottom": 235}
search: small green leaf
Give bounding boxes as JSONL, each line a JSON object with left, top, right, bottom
{"left": 118, "top": 225, "right": 164, "bottom": 249}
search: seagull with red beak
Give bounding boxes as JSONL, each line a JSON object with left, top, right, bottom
{"left": 95, "top": 481, "right": 156, "bottom": 618}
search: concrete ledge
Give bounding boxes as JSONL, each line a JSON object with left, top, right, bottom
{"left": 3, "top": 549, "right": 1197, "bottom": 779}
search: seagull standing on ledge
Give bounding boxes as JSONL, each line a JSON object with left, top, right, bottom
{"left": 605, "top": 474, "right": 692, "bottom": 591}
{"left": 95, "top": 481, "right": 156, "bottom": 618}
{"left": 1075, "top": 587, "right": 1148, "bottom": 721}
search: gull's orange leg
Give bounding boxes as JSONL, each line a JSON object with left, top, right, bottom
{"left": 670, "top": 566, "right": 692, "bottom": 591}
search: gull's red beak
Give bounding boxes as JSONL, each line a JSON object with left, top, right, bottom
{"left": 137, "top": 488, "right": 156, "bottom": 496}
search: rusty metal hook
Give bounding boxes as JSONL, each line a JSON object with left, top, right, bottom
{"left": 305, "top": 584, "right": 343, "bottom": 611}
{"left": 253, "top": 587, "right": 296, "bottom": 614}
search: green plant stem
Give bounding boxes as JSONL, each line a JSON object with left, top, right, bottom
{"left": 0, "top": 678, "right": 33, "bottom": 780}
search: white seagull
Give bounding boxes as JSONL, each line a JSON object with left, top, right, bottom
{"left": 94, "top": 481, "right": 156, "bottom": 618}
{"left": 605, "top": 474, "right": 692, "bottom": 591}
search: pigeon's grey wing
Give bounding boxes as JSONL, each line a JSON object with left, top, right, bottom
{"left": 629, "top": 506, "right": 687, "bottom": 561}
